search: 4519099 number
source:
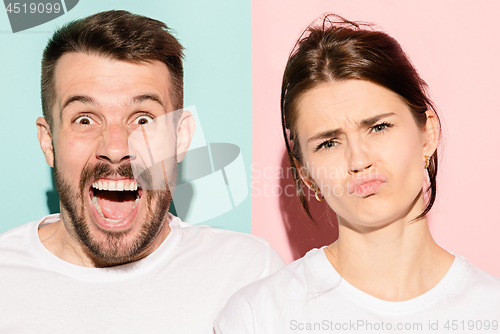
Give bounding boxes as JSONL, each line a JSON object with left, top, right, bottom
{"left": 5, "top": 2, "right": 61, "bottom": 14}
{"left": 444, "top": 320, "right": 498, "bottom": 331}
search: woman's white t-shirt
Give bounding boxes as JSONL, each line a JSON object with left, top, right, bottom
{"left": 215, "top": 248, "right": 500, "bottom": 333}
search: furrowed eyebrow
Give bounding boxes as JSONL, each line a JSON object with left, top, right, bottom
{"left": 359, "top": 112, "right": 396, "bottom": 127}
{"left": 307, "top": 128, "right": 342, "bottom": 144}
{"left": 132, "top": 94, "right": 165, "bottom": 112}
{"left": 306, "top": 113, "right": 396, "bottom": 144}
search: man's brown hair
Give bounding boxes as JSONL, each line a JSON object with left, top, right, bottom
{"left": 41, "top": 10, "right": 184, "bottom": 127}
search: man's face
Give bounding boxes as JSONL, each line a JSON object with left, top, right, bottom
{"left": 39, "top": 52, "right": 182, "bottom": 266}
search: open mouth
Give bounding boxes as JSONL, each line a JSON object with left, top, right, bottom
{"left": 90, "top": 179, "right": 143, "bottom": 226}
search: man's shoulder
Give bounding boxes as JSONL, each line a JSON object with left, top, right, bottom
{"left": 0, "top": 221, "right": 29, "bottom": 239}
{"left": 169, "top": 216, "right": 285, "bottom": 275}
{"left": 0, "top": 220, "right": 33, "bottom": 249}
{"left": 0, "top": 216, "right": 55, "bottom": 273}
{"left": 171, "top": 216, "right": 275, "bottom": 250}
{"left": 0, "top": 214, "right": 59, "bottom": 259}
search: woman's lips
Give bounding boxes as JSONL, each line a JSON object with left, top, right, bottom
{"left": 347, "top": 173, "right": 387, "bottom": 197}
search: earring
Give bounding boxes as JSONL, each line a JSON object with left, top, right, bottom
{"left": 312, "top": 184, "right": 324, "bottom": 202}
{"left": 424, "top": 155, "right": 431, "bottom": 169}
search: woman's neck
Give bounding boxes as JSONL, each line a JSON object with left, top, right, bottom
{"left": 325, "top": 216, "right": 454, "bottom": 301}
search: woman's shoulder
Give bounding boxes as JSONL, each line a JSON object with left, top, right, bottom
{"left": 455, "top": 253, "right": 500, "bottom": 291}
{"left": 446, "top": 252, "right": 500, "bottom": 308}
{"left": 217, "top": 247, "right": 341, "bottom": 312}
{"left": 214, "top": 248, "right": 334, "bottom": 333}
{"left": 237, "top": 247, "right": 335, "bottom": 299}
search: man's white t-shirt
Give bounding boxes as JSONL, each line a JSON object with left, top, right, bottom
{"left": 215, "top": 248, "right": 500, "bottom": 334}
{"left": 0, "top": 214, "right": 285, "bottom": 333}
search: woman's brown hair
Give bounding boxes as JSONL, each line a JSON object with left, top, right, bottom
{"left": 281, "top": 14, "right": 440, "bottom": 221}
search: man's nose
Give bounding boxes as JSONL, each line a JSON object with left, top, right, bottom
{"left": 96, "top": 123, "right": 133, "bottom": 164}
{"left": 346, "top": 137, "right": 373, "bottom": 174}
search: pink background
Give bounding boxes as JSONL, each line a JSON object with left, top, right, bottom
{"left": 251, "top": 0, "right": 500, "bottom": 276}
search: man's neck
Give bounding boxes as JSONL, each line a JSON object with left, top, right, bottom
{"left": 38, "top": 215, "right": 171, "bottom": 268}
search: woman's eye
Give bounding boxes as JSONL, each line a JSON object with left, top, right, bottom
{"left": 371, "top": 122, "right": 393, "bottom": 133}
{"left": 74, "top": 115, "right": 95, "bottom": 125}
{"left": 316, "top": 140, "right": 338, "bottom": 151}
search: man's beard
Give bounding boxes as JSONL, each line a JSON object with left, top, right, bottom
{"left": 53, "top": 158, "right": 176, "bottom": 267}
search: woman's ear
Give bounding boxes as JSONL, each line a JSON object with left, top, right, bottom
{"left": 36, "top": 117, "right": 54, "bottom": 167}
{"left": 293, "top": 157, "right": 315, "bottom": 190}
{"left": 422, "top": 109, "right": 439, "bottom": 157}
{"left": 176, "top": 109, "right": 195, "bottom": 163}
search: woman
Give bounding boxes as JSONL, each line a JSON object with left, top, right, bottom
{"left": 215, "top": 15, "right": 500, "bottom": 333}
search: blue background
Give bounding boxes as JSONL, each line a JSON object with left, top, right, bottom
{"left": 0, "top": 0, "right": 252, "bottom": 233}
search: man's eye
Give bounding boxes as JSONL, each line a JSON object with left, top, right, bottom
{"left": 74, "top": 116, "right": 95, "bottom": 125}
{"left": 134, "top": 115, "right": 154, "bottom": 125}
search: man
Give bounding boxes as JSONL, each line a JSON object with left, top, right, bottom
{"left": 0, "top": 10, "right": 284, "bottom": 333}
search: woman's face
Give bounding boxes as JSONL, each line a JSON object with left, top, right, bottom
{"left": 295, "top": 80, "right": 438, "bottom": 230}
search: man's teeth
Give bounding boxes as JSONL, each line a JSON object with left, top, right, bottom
{"left": 91, "top": 180, "right": 138, "bottom": 191}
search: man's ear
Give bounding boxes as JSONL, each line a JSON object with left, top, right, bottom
{"left": 36, "top": 117, "right": 54, "bottom": 167}
{"left": 422, "top": 109, "right": 439, "bottom": 157}
{"left": 176, "top": 110, "right": 195, "bottom": 163}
